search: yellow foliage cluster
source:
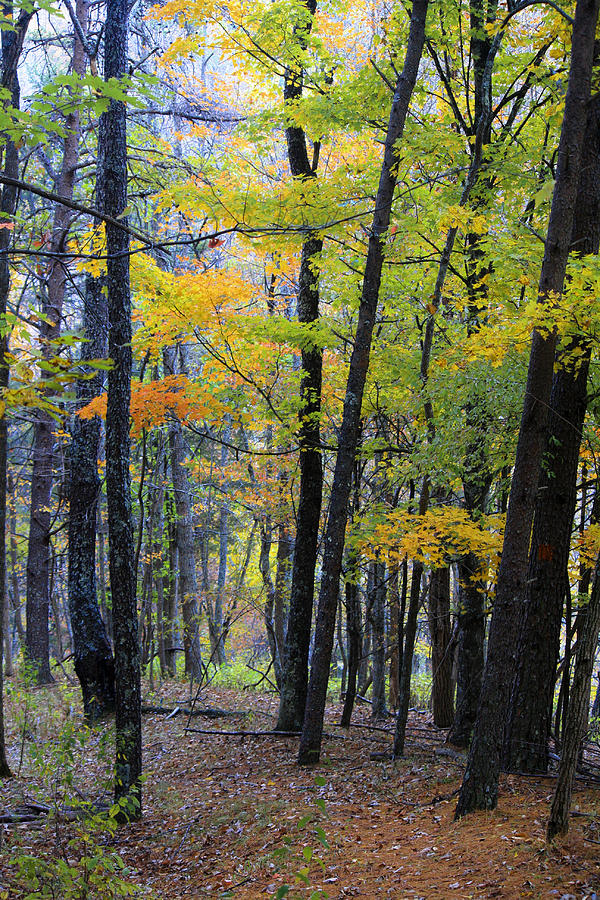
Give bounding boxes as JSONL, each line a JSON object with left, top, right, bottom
{"left": 353, "top": 505, "right": 504, "bottom": 575}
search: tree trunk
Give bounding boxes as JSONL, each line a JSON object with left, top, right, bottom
{"left": 547, "top": 556, "right": 600, "bottom": 838}
{"left": 393, "top": 557, "right": 424, "bottom": 756}
{"left": 213, "top": 420, "right": 231, "bottom": 666}
{"left": 164, "top": 347, "right": 202, "bottom": 680}
{"left": 371, "top": 560, "right": 387, "bottom": 719}
{"left": 69, "top": 28, "right": 115, "bottom": 717}
{"left": 26, "top": 0, "right": 89, "bottom": 684}
{"left": 388, "top": 557, "right": 401, "bottom": 710}
{"left": 448, "top": 551, "right": 485, "bottom": 746}
{"left": 428, "top": 565, "right": 454, "bottom": 728}
{"left": 0, "top": 1, "right": 33, "bottom": 778}
{"left": 164, "top": 490, "right": 178, "bottom": 675}
{"left": 456, "top": 0, "right": 600, "bottom": 817}
{"left": 276, "top": 0, "right": 323, "bottom": 732}
{"left": 260, "top": 516, "right": 282, "bottom": 686}
{"left": 103, "top": 0, "right": 141, "bottom": 815}
{"left": 503, "top": 90, "right": 600, "bottom": 775}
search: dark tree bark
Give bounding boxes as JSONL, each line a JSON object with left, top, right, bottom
{"left": 103, "top": 0, "right": 141, "bottom": 814}
{"left": 0, "top": 1, "right": 33, "bottom": 778}
{"left": 503, "top": 90, "right": 600, "bottom": 775}
{"left": 456, "top": 0, "right": 600, "bottom": 817}
{"left": 68, "top": 1, "right": 115, "bottom": 720}
{"left": 298, "top": 0, "right": 429, "bottom": 764}
{"left": 547, "top": 556, "right": 600, "bottom": 838}
{"left": 448, "top": 551, "right": 486, "bottom": 746}
{"left": 276, "top": 0, "right": 324, "bottom": 733}
{"left": 428, "top": 565, "right": 454, "bottom": 728}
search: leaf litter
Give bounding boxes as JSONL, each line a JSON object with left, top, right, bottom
{"left": 2, "top": 681, "right": 600, "bottom": 899}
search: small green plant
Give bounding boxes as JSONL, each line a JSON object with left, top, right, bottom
{"left": 271, "top": 775, "right": 330, "bottom": 900}
{"left": 3, "top": 673, "right": 143, "bottom": 900}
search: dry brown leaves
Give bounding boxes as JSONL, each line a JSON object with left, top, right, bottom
{"left": 2, "top": 681, "right": 600, "bottom": 899}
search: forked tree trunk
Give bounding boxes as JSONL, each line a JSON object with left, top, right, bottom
{"left": 503, "top": 89, "right": 600, "bottom": 775}
{"left": 456, "top": 0, "right": 600, "bottom": 817}
{"left": 298, "top": 0, "right": 429, "bottom": 764}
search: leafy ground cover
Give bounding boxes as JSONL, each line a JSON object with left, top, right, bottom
{"left": 1, "top": 678, "right": 600, "bottom": 899}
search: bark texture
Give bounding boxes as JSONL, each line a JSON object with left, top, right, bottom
{"left": 428, "top": 566, "right": 454, "bottom": 728}
{"left": 103, "top": 0, "right": 141, "bottom": 814}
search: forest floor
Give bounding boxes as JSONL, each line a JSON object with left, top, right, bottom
{"left": 2, "top": 677, "right": 600, "bottom": 899}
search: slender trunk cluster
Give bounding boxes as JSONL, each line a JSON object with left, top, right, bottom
{"left": 456, "top": 0, "right": 600, "bottom": 817}
{"left": 298, "top": 0, "right": 429, "bottom": 764}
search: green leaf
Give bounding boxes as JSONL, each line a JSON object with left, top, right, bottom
{"left": 314, "top": 775, "right": 326, "bottom": 787}
{"left": 314, "top": 826, "right": 329, "bottom": 849}
{"left": 302, "top": 846, "right": 313, "bottom": 863}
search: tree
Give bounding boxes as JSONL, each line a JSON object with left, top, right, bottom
{"left": 103, "top": 0, "right": 141, "bottom": 814}
{"left": 455, "top": 0, "right": 600, "bottom": 817}
{"left": 276, "top": 0, "right": 324, "bottom": 733}
{"left": 503, "top": 86, "right": 600, "bottom": 773}
{"left": 0, "top": 0, "right": 33, "bottom": 779}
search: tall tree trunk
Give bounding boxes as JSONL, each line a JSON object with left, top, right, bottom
{"left": 8, "top": 476, "right": 24, "bottom": 649}
{"left": 298, "top": 0, "right": 429, "bottom": 764}
{"left": 428, "top": 565, "right": 454, "bottom": 728}
{"left": 68, "top": 2, "right": 115, "bottom": 717}
{"left": 164, "top": 347, "right": 202, "bottom": 680}
{"left": 0, "top": 1, "right": 33, "bottom": 778}
{"left": 26, "top": 0, "right": 89, "bottom": 683}
{"left": 276, "top": 0, "right": 323, "bottom": 733}
{"left": 103, "top": 0, "right": 141, "bottom": 814}
{"left": 456, "top": 0, "right": 600, "bottom": 817}
{"left": 503, "top": 89, "right": 600, "bottom": 774}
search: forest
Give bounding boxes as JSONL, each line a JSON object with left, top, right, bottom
{"left": 2, "top": 0, "right": 600, "bottom": 894}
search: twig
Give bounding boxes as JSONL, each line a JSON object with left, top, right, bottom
{"left": 141, "top": 705, "right": 248, "bottom": 719}
{"left": 185, "top": 728, "right": 345, "bottom": 739}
